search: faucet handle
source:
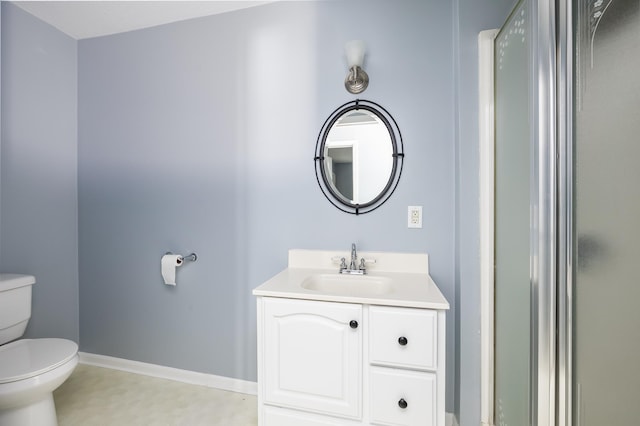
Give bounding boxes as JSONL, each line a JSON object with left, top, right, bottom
{"left": 332, "top": 256, "right": 348, "bottom": 270}
{"left": 359, "top": 258, "right": 377, "bottom": 267}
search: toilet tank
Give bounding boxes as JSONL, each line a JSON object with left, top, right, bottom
{"left": 0, "top": 274, "right": 35, "bottom": 345}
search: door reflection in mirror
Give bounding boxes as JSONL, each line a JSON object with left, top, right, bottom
{"left": 325, "top": 145, "right": 355, "bottom": 201}
{"left": 323, "top": 110, "right": 393, "bottom": 205}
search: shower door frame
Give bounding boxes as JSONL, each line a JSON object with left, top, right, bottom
{"left": 556, "top": 1, "right": 572, "bottom": 426}
{"left": 530, "top": 1, "right": 558, "bottom": 425}
{"left": 479, "top": 0, "right": 562, "bottom": 425}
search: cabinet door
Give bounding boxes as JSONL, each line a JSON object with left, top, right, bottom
{"left": 263, "top": 298, "right": 362, "bottom": 419}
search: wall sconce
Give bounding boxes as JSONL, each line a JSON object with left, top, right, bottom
{"left": 344, "top": 40, "right": 369, "bottom": 94}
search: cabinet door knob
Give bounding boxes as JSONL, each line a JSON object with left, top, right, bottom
{"left": 398, "top": 398, "right": 408, "bottom": 409}
{"left": 398, "top": 336, "right": 408, "bottom": 346}
{"left": 349, "top": 320, "right": 358, "bottom": 329}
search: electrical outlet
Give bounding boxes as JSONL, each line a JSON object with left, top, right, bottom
{"left": 408, "top": 206, "right": 422, "bottom": 229}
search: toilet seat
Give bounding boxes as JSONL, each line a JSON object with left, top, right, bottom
{"left": 0, "top": 338, "right": 78, "bottom": 384}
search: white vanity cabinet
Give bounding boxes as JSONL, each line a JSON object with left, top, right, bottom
{"left": 256, "top": 297, "right": 446, "bottom": 426}
{"left": 253, "top": 249, "right": 449, "bottom": 426}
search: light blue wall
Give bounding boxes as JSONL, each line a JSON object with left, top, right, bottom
{"left": 0, "top": 0, "right": 521, "bottom": 421}
{"left": 0, "top": 2, "right": 79, "bottom": 342}
{"left": 454, "top": 0, "right": 517, "bottom": 424}
{"left": 1, "top": 4, "right": 2, "bottom": 245}
{"left": 78, "top": 0, "right": 457, "bottom": 403}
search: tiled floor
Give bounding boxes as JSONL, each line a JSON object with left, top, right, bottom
{"left": 53, "top": 364, "right": 258, "bottom": 426}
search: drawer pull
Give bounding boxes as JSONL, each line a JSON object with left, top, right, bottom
{"left": 398, "top": 336, "right": 408, "bottom": 346}
{"left": 350, "top": 320, "right": 359, "bottom": 329}
{"left": 398, "top": 398, "right": 408, "bottom": 409}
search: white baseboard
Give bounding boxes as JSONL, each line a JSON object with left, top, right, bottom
{"left": 80, "top": 352, "right": 457, "bottom": 424}
{"left": 78, "top": 352, "right": 257, "bottom": 396}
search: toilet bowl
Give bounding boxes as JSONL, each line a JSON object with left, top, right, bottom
{"left": 0, "top": 274, "right": 78, "bottom": 426}
{"left": 0, "top": 338, "right": 78, "bottom": 426}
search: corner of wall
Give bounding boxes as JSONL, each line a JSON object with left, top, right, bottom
{"left": 451, "top": 0, "right": 462, "bottom": 420}
{"left": 0, "top": 3, "right": 3, "bottom": 264}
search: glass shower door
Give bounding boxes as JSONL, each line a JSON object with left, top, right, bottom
{"left": 494, "top": 1, "right": 531, "bottom": 425}
{"left": 573, "top": 0, "right": 640, "bottom": 424}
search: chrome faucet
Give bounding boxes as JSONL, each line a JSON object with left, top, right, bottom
{"left": 340, "top": 243, "right": 366, "bottom": 275}
{"left": 350, "top": 243, "right": 358, "bottom": 270}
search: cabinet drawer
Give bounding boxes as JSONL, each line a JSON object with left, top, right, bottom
{"left": 369, "top": 306, "right": 437, "bottom": 370}
{"left": 369, "top": 367, "right": 436, "bottom": 426}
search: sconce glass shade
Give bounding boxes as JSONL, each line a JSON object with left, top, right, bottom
{"left": 344, "top": 40, "right": 369, "bottom": 94}
{"left": 345, "top": 40, "right": 366, "bottom": 68}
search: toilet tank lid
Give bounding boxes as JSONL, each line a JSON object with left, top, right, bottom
{"left": 0, "top": 274, "right": 35, "bottom": 292}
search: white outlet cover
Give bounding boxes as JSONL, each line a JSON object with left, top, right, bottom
{"left": 408, "top": 206, "right": 423, "bottom": 229}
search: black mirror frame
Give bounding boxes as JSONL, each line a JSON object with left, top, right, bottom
{"left": 314, "top": 99, "right": 404, "bottom": 215}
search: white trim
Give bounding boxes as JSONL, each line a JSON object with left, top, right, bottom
{"left": 446, "top": 412, "right": 459, "bottom": 426}
{"left": 478, "top": 28, "right": 499, "bottom": 426}
{"left": 78, "top": 352, "right": 258, "bottom": 396}
{"left": 256, "top": 298, "right": 265, "bottom": 426}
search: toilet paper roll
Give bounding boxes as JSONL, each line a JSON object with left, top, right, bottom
{"left": 161, "top": 254, "right": 183, "bottom": 286}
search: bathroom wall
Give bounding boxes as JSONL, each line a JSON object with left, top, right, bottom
{"left": 77, "top": 0, "right": 457, "bottom": 407}
{"left": 0, "top": 3, "right": 79, "bottom": 342}
{"left": 0, "top": 0, "right": 519, "bottom": 422}
{"left": 0, "top": 6, "right": 3, "bottom": 245}
{"left": 454, "top": 0, "right": 518, "bottom": 424}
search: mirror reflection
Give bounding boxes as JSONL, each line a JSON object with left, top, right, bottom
{"left": 323, "top": 110, "right": 393, "bottom": 205}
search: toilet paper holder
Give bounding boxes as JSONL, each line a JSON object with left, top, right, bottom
{"left": 165, "top": 252, "right": 198, "bottom": 263}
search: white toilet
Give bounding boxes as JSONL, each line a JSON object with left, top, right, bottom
{"left": 0, "top": 274, "right": 78, "bottom": 426}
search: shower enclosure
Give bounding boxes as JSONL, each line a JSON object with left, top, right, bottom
{"left": 569, "top": 0, "right": 640, "bottom": 424}
{"left": 484, "top": 0, "right": 639, "bottom": 425}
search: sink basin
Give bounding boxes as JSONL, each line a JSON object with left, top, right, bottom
{"left": 300, "top": 273, "right": 393, "bottom": 296}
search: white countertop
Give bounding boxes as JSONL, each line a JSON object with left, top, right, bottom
{"left": 253, "top": 267, "right": 449, "bottom": 310}
{"left": 253, "top": 249, "right": 449, "bottom": 310}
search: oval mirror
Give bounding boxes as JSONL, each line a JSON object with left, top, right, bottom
{"left": 314, "top": 100, "right": 404, "bottom": 215}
